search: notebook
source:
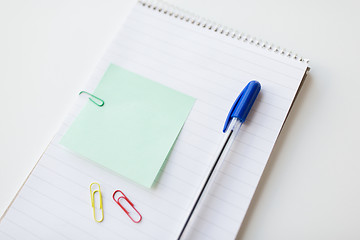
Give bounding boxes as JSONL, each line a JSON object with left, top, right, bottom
{"left": 0, "top": 1, "right": 309, "bottom": 239}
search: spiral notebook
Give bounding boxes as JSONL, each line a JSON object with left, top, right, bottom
{"left": 0, "top": 1, "right": 309, "bottom": 239}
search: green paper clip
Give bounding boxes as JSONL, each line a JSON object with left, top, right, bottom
{"left": 79, "top": 91, "right": 104, "bottom": 107}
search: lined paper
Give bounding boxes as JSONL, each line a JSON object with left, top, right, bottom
{"left": 0, "top": 1, "right": 308, "bottom": 239}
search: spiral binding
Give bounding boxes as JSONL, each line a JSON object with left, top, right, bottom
{"left": 138, "top": 0, "right": 309, "bottom": 63}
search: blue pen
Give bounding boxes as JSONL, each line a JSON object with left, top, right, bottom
{"left": 177, "top": 81, "right": 261, "bottom": 239}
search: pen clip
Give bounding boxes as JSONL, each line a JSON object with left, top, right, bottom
{"left": 223, "top": 81, "right": 261, "bottom": 132}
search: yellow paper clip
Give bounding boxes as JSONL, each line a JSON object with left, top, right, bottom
{"left": 90, "top": 182, "right": 104, "bottom": 222}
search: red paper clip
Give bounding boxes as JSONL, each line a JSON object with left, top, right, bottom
{"left": 112, "top": 190, "right": 142, "bottom": 223}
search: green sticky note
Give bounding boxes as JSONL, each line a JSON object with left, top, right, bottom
{"left": 60, "top": 64, "right": 195, "bottom": 187}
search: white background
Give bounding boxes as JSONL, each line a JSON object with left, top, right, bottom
{"left": 1, "top": 0, "right": 359, "bottom": 239}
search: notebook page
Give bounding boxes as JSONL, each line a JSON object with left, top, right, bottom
{"left": 0, "top": 1, "right": 308, "bottom": 239}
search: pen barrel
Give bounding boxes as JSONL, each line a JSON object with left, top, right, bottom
{"left": 203, "top": 118, "right": 242, "bottom": 190}
{"left": 220, "top": 118, "right": 242, "bottom": 159}
{"left": 178, "top": 118, "right": 242, "bottom": 239}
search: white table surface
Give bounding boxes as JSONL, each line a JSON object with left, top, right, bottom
{"left": 1, "top": 0, "right": 359, "bottom": 239}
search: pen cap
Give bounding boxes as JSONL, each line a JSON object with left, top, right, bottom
{"left": 223, "top": 81, "right": 261, "bottom": 132}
